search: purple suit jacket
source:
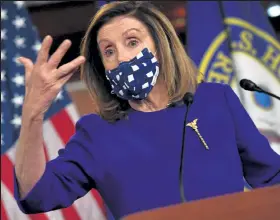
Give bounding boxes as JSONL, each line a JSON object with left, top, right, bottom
{"left": 14, "top": 82, "right": 280, "bottom": 219}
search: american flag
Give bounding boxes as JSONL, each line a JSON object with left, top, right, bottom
{"left": 1, "top": 1, "right": 106, "bottom": 220}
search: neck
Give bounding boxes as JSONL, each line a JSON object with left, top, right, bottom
{"left": 128, "top": 82, "right": 170, "bottom": 112}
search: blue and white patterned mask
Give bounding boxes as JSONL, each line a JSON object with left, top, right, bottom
{"left": 105, "top": 48, "right": 159, "bottom": 100}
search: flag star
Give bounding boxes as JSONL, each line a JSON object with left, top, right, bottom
{"left": 1, "top": 112, "right": 3, "bottom": 124}
{"left": 1, "top": 29, "right": 7, "bottom": 40}
{"left": 14, "top": 35, "right": 26, "bottom": 48}
{"left": 11, "top": 115, "right": 22, "bottom": 128}
{"left": 55, "top": 91, "right": 63, "bottom": 101}
{"left": 12, "top": 74, "right": 25, "bottom": 87}
{"left": 12, "top": 16, "right": 26, "bottom": 29}
{"left": 1, "top": 8, "right": 8, "bottom": 20}
{"left": 13, "top": 54, "right": 22, "bottom": 66}
{"left": 32, "top": 41, "right": 42, "bottom": 53}
{"left": 1, "top": 91, "right": 5, "bottom": 102}
{"left": 1, "top": 50, "right": 6, "bottom": 61}
{"left": 1, "top": 70, "right": 6, "bottom": 82}
{"left": 1, "top": 133, "right": 4, "bottom": 146}
{"left": 14, "top": 1, "right": 25, "bottom": 9}
{"left": 12, "top": 94, "right": 24, "bottom": 108}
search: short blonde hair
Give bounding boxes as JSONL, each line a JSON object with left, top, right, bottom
{"left": 80, "top": 1, "right": 198, "bottom": 122}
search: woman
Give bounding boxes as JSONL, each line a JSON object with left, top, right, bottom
{"left": 15, "top": 1, "right": 280, "bottom": 219}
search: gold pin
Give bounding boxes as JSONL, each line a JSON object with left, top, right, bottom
{"left": 186, "top": 119, "right": 209, "bottom": 150}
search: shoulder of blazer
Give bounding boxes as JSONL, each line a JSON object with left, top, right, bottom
{"left": 195, "top": 81, "right": 230, "bottom": 98}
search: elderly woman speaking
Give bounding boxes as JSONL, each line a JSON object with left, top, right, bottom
{"left": 14, "top": 1, "right": 280, "bottom": 219}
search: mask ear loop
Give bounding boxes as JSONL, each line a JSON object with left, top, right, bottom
{"left": 154, "top": 51, "right": 157, "bottom": 57}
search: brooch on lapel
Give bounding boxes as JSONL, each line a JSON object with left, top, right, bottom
{"left": 186, "top": 119, "right": 209, "bottom": 150}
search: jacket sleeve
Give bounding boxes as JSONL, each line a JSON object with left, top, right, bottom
{"left": 14, "top": 117, "right": 98, "bottom": 214}
{"left": 223, "top": 84, "right": 280, "bottom": 188}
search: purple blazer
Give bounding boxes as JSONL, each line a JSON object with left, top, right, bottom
{"left": 14, "top": 82, "right": 280, "bottom": 219}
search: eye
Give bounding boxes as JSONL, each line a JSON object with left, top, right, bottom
{"left": 128, "top": 39, "right": 139, "bottom": 47}
{"left": 104, "top": 48, "right": 115, "bottom": 57}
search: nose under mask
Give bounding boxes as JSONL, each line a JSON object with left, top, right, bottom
{"left": 105, "top": 47, "right": 159, "bottom": 100}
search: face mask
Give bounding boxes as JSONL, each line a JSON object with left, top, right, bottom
{"left": 105, "top": 47, "right": 159, "bottom": 100}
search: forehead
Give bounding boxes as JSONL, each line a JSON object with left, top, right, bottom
{"left": 97, "top": 15, "right": 148, "bottom": 40}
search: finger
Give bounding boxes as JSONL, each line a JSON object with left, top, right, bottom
{"left": 57, "top": 56, "right": 85, "bottom": 78}
{"left": 18, "top": 57, "right": 34, "bottom": 82}
{"left": 35, "top": 35, "right": 53, "bottom": 65}
{"left": 18, "top": 57, "right": 34, "bottom": 73}
{"left": 48, "top": 39, "right": 72, "bottom": 69}
{"left": 57, "top": 69, "right": 76, "bottom": 88}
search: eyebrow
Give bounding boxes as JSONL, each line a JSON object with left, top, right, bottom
{"left": 97, "top": 28, "right": 142, "bottom": 45}
{"left": 122, "top": 28, "right": 142, "bottom": 36}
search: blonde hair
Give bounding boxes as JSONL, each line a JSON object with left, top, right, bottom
{"left": 80, "top": 1, "right": 198, "bottom": 122}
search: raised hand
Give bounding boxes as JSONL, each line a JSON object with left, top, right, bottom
{"left": 18, "top": 35, "right": 85, "bottom": 120}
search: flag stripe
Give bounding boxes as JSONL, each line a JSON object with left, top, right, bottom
{"left": 43, "top": 143, "right": 50, "bottom": 162}
{"left": 73, "top": 192, "right": 107, "bottom": 220}
{"left": 1, "top": 183, "right": 30, "bottom": 220}
{"left": 43, "top": 121, "right": 64, "bottom": 160}
{"left": 1, "top": 153, "right": 49, "bottom": 220}
{"left": 44, "top": 210, "right": 65, "bottom": 220}
{"left": 1, "top": 120, "right": 72, "bottom": 220}
{"left": 27, "top": 213, "right": 49, "bottom": 220}
{"left": 1, "top": 155, "right": 14, "bottom": 195}
{"left": 1, "top": 200, "right": 9, "bottom": 220}
{"left": 3, "top": 141, "right": 56, "bottom": 220}
{"left": 90, "top": 190, "right": 107, "bottom": 215}
{"left": 59, "top": 206, "right": 80, "bottom": 220}
{"left": 50, "top": 109, "right": 75, "bottom": 144}
{"left": 6, "top": 143, "right": 17, "bottom": 164}
{"left": 65, "top": 104, "right": 80, "bottom": 124}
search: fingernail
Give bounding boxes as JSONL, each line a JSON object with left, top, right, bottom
{"left": 78, "top": 56, "right": 85, "bottom": 61}
{"left": 45, "top": 35, "right": 52, "bottom": 41}
{"left": 66, "top": 40, "right": 72, "bottom": 46}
